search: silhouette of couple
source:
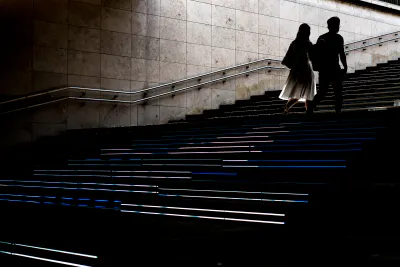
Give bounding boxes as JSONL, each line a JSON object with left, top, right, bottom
{"left": 280, "top": 17, "right": 348, "bottom": 115}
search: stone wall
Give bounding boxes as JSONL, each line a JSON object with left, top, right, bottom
{"left": 1, "top": 0, "right": 400, "bottom": 146}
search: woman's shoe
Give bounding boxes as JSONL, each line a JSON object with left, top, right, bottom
{"left": 283, "top": 107, "right": 289, "bottom": 116}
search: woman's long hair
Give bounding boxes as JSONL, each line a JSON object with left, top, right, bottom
{"left": 295, "top": 23, "right": 311, "bottom": 43}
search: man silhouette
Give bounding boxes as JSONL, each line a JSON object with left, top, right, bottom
{"left": 308, "top": 17, "right": 347, "bottom": 114}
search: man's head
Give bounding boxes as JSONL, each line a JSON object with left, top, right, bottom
{"left": 327, "top": 17, "right": 340, "bottom": 33}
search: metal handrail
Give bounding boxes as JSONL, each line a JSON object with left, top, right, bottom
{"left": 0, "top": 57, "right": 281, "bottom": 106}
{"left": 1, "top": 31, "right": 399, "bottom": 114}
{"left": 345, "top": 36, "right": 400, "bottom": 53}
{"left": 345, "top": 30, "right": 399, "bottom": 46}
{"left": 0, "top": 66, "right": 285, "bottom": 115}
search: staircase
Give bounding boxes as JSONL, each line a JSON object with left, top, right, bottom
{"left": 2, "top": 107, "right": 400, "bottom": 266}
{"left": 1, "top": 34, "right": 400, "bottom": 266}
{"left": 185, "top": 58, "right": 400, "bottom": 121}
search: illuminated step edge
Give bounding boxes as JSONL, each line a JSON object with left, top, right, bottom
{"left": 0, "top": 184, "right": 158, "bottom": 193}
{"left": 120, "top": 210, "right": 284, "bottom": 225}
{"left": 121, "top": 203, "right": 284, "bottom": 217}
{"left": 158, "top": 194, "right": 308, "bottom": 203}
{"left": 0, "top": 251, "right": 91, "bottom": 267}
{"left": 1, "top": 180, "right": 158, "bottom": 188}
{"left": 0, "top": 241, "right": 97, "bottom": 258}
{"left": 158, "top": 188, "right": 308, "bottom": 196}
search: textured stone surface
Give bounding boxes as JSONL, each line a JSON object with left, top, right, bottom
{"left": 34, "top": 21, "right": 68, "bottom": 48}
{"left": 101, "top": 54, "right": 131, "bottom": 79}
{"left": 259, "top": 35, "right": 280, "bottom": 56}
{"left": 131, "top": 58, "right": 160, "bottom": 82}
{"left": 33, "top": 71, "right": 67, "bottom": 92}
{"left": 212, "top": 26, "right": 235, "bottom": 49}
{"left": 187, "top": 88, "right": 212, "bottom": 114}
{"left": 32, "top": 101, "right": 68, "bottom": 124}
{"left": 68, "top": 75, "right": 101, "bottom": 87}
{"left": 213, "top": 0, "right": 235, "bottom": 9}
{"left": 101, "top": 7, "right": 131, "bottom": 33}
{"left": 132, "top": 12, "right": 160, "bottom": 37}
{"left": 34, "top": 0, "right": 69, "bottom": 24}
{"left": 236, "top": 0, "right": 258, "bottom": 13}
{"left": 132, "top": 0, "right": 161, "bottom": 15}
{"left": 236, "top": 31, "right": 258, "bottom": 53}
{"left": 131, "top": 35, "right": 160, "bottom": 60}
{"left": 259, "top": 15, "right": 279, "bottom": 37}
{"left": 299, "top": 4, "right": 320, "bottom": 26}
{"left": 259, "top": 0, "right": 280, "bottom": 17}
{"left": 160, "top": 39, "right": 186, "bottom": 64}
{"left": 236, "top": 73, "right": 260, "bottom": 100}
{"left": 160, "top": 0, "right": 187, "bottom": 20}
{"left": 138, "top": 104, "right": 160, "bottom": 125}
{"left": 101, "top": 30, "right": 132, "bottom": 57}
{"left": 99, "top": 103, "right": 131, "bottom": 127}
{"left": 187, "top": 22, "right": 212, "bottom": 46}
{"left": 0, "top": 70, "right": 32, "bottom": 95}
{"left": 211, "top": 88, "right": 235, "bottom": 109}
{"left": 33, "top": 46, "right": 67, "bottom": 73}
{"left": 187, "top": 43, "right": 212, "bottom": 67}
{"left": 236, "top": 10, "right": 258, "bottom": 33}
{"left": 280, "top": 0, "right": 299, "bottom": 21}
{"left": 212, "top": 47, "right": 235, "bottom": 69}
{"left": 187, "top": 0, "right": 212, "bottom": 24}
{"left": 280, "top": 19, "right": 300, "bottom": 39}
{"left": 102, "top": 0, "right": 131, "bottom": 10}
{"left": 69, "top": 26, "right": 101, "bottom": 52}
{"left": 212, "top": 5, "right": 235, "bottom": 29}
{"left": 160, "top": 17, "right": 187, "bottom": 42}
{"left": 67, "top": 102, "right": 100, "bottom": 129}
{"left": 69, "top": 1, "right": 101, "bottom": 28}
{"left": 68, "top": 50, "right": 101, "bottom": 76}
{"left": 279, "top": 37, "right": 292, "bottom": 57}
{"left": 159, "top": 106, "right": 187, "bottom": 123}
{"left": 160, "top": 61, "right": 187, "bottom": 82}
{"left": 236, "top": 51, "right": 258, "bottom": 64}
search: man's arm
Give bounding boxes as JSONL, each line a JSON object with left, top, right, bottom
{"left": 339, "top": 36, "right": 348, "bottom": 74}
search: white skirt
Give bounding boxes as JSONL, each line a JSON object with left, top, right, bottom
{"left": 279, "top": 61, "right": 316, "bottom": 102}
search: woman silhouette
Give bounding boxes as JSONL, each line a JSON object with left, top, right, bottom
{"left": 280, "top": 23, "right": 316, "bottom": 115}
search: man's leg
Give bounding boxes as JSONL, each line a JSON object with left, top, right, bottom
{"left": 332, "top": 69, "right": 344, "bottom": 113}
{"left": 308, "top": 71, "right": 330, "bottom": 114}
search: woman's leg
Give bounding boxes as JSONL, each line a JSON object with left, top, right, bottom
{"left": 305, "top": 100, "right": 311, "bottom": 111}
{"left": 284, "top": 98, "right": 299, "bottom": 114}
